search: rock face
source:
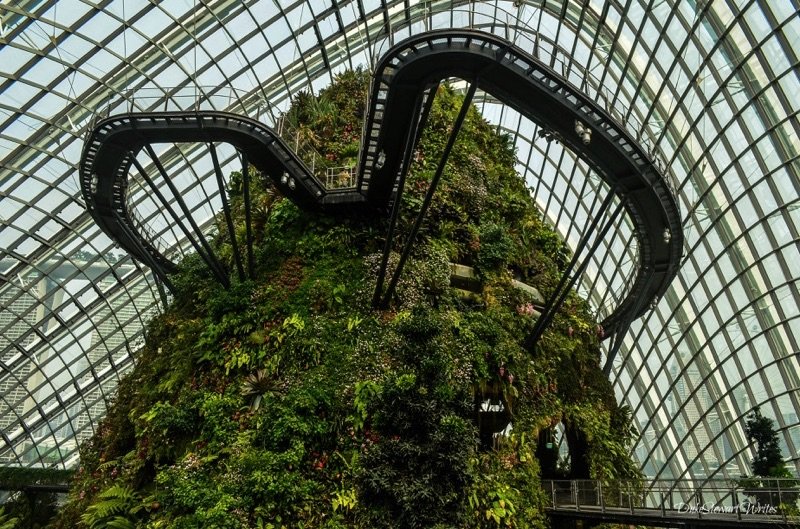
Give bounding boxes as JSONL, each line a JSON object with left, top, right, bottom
{"left": 54, "top": 70, "right": 641, "bottom": 529}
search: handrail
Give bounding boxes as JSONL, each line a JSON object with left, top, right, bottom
{"left": 81, "top": 29, "right": 684, "bottom": 337}
{"left": 370, "top": 7, "right": 682, "bottom": 205}
{"left": 545, "top": 479, "right": 799, "bottom": 525}
{"left": 274, "top": 115, "right": 358, "bottom": 191}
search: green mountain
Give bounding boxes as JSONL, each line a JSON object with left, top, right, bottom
{"left": 54, "top": 70, "right": 640, "bottom": 529}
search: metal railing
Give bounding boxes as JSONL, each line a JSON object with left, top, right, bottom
{"left": 371, "top": 7, "right": 681, "bottom": 201}
{"left": 83, "top": 86, "right": 274, "bottom": 142}
{"left": 125, "top": 186, "right": 177, "bottom": 260}
{"left": 545, "top": 479, "right": 800, "bottom": 524}
{"left": 326, "top": 166, "right": 357, "bottom": 189}
{"left": 275, "top": 115, "right": 358, "bottom": 191}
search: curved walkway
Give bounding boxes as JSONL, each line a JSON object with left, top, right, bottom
{"left": 81, "top": 29, "right": 683, "bottom": 335}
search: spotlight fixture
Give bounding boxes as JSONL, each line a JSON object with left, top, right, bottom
{"left": 287, "top": 177, "right": 296, "bottom": 190}
{"left": 574, "top": 119, "right": 592, "bottom": 145}
{"left": 537, "top": 128, "right": 559, "bottom": 144}
{"left": 663, "top": 228, "right": 671, "bottom": 243}
{"left": 280, "top": 172, "right": 289, "bottom": 185}
{"left": 375, "top": 150, "right": 386, "bottom": 170}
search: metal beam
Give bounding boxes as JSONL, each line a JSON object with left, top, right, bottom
{"left": 379, "top": 80, "right": 478, "bottom": 308}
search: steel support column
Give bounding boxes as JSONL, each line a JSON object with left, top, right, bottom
{"left": 112, "top": 210, "right": 173, "bottom": 301}
{"left": 209, "top": 142, "right": 245, "bottom": 282}
{"left": 603, "top": 268, "right": 656, "bottom": 376}
{"left": 378, "top": 80, "right": 478, "bottom": 308}
{"left": 373, "top": 84, "right": 438, "bottom": 307}
{"left": 241, "top": 151, "right": 255, "bottom": 279}
{"left": 142, "top": 144, "right": 230, "bottom": 287}
{"left": 525, "top": 197, "right": 626, "bottom": 350}
{"left": 129, "top": 155, "right": 227, "bottom": 286}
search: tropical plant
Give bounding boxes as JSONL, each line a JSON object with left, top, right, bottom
{"left": 80, "top": 485, "right": 144, "bottom": 529}
{"left": 0, "top": 506, "right": 19, "bottom": 529}
{"left": 739, "top": 407, "right": 798, "bottom": 511}
{"left": 745, "top": 406, "right": 791, "bottom": 478}
{"left": 51, "top": 71, "right": 640, "bottom": 529}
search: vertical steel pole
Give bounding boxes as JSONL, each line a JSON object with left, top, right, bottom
{"left": 241, "top": 152, "right": 254, "bottom": 279}
{"left": 600, "top": 481, "right": 605, "bottom": 512}
{"left": 372, "top": 91, "right": 428, "bottom": 307}
{"left": 130, "top": 154, "right": 228, "bottom": 286}
{"left": 209, "top": 143, "right": 245, "bottom": 281}
{"left": 380, "top": 80, "right": 478, "bottom": 308}
{"left": 629, "top": 481, "right": 634, "bottom": 514}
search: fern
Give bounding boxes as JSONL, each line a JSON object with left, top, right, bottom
{"left": 0, "top": 506, "right": 20, "bottom": 529}
{"left": 105, "top": 516, "right": 136, "bottom": 529}
{"left": 81, "top": 485, "right": 141, "bottom": 529}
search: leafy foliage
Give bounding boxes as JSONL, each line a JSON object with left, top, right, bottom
{"left": 0, "top": 507, "right": 20, "bottom": 529}
{"left": 80, "top": 485, "right": 144, "bottom": 529}
{"left": 0, "top": 467, "right": 73, "bottom": 489}
{"left": 739, "top": 407, "right": 798, "bottom": 514}
{"left": 745, "top": 406, "right": 791, "bottom": 478}
{"left": 53, "top": 71, "right": 641, "bottom": 529}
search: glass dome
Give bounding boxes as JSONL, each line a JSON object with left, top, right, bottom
{"left": 0, "top": 0, "right": 797, "bottom": 483}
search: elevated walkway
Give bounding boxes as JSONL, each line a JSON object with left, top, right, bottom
{"left": 545, "top": 479, "right": 800, "bottom": 528}
{"left": 81, "top": 29, "right": 683, "bottom": 336}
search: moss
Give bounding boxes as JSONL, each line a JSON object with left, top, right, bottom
{"left": 52, "top": 72, "right": 641, "bottom": 529}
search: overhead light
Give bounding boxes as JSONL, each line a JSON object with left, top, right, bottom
{"left": 280, "top": 172, "right": 288, "bottom": 185}
{"left": 537, "top": 128, "right": 559, "bottom": 144}
{"left": 575, "top": 119, "right": 591, "bottom": 145}
{"left": 375, "top": 150, "right": 386, "bottom": 170}
{"left": 663, "top": 228, "right": 671, "bottom": 243}
{"left": 287, "top": 177, "right": 296, "bottom": 190}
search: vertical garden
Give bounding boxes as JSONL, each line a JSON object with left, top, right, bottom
{"left": 53, "top": 71, "right": 640, "bottom": 529}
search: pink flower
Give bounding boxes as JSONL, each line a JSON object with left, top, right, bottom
{"left": 516, "top": 303, "right": 535, "bottom": 316}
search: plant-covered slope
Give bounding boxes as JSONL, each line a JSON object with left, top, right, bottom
{"left": 53, "top": 70, "right": 640, "bottom": 529}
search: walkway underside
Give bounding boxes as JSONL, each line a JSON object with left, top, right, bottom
{"left": 548, "top": 508, "right": 798, "bottom": 529}
{"left": 81, "top": 29, "right": 683, "bottom": 338}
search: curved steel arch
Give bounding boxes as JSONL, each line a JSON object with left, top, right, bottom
{"left": 672, "top": 355, "right": 800, "bottom": 485}
{"left": 82, "top": 29, "right": 682, "bottom": 338}
{"left": 621, "top": 185, "right": 800, "bottom": 465}
{"left": 623, "top": 199, "right": 800, "bottom": 416}
{"left": 639, "top": 352, "right": 800, "bottom": 488}
{"left": 620, "top": 180, "right": 800, "bottom": 413}
{"left": 627, "top": 281, "right": 800, "bottom": 479}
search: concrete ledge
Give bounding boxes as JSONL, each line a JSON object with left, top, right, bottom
{"left": 449, "top": 263, "right": 544, "bottom": 309}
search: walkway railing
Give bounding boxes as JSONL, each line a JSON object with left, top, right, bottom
{"left": 82, "top": 29, "right": 684, "bottom": 336}
{"left": 372, "top": 7, "right": 682, "bottom": 203}
{"left": 545, "top": 479, "right": 800, "bottom": 526}
{"left": 275, "top": 116, "right": 357, "bottom": 191}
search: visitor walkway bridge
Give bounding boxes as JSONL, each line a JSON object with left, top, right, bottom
{"left": 545, "top": 479, "right": 800, "bottom": 528}
{"left": 81, "top": 29, "right": 683, "bottom": 349}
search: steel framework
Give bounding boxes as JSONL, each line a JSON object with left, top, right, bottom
{"left": 0, "top": 1, "right": 797, "bottom": 482}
